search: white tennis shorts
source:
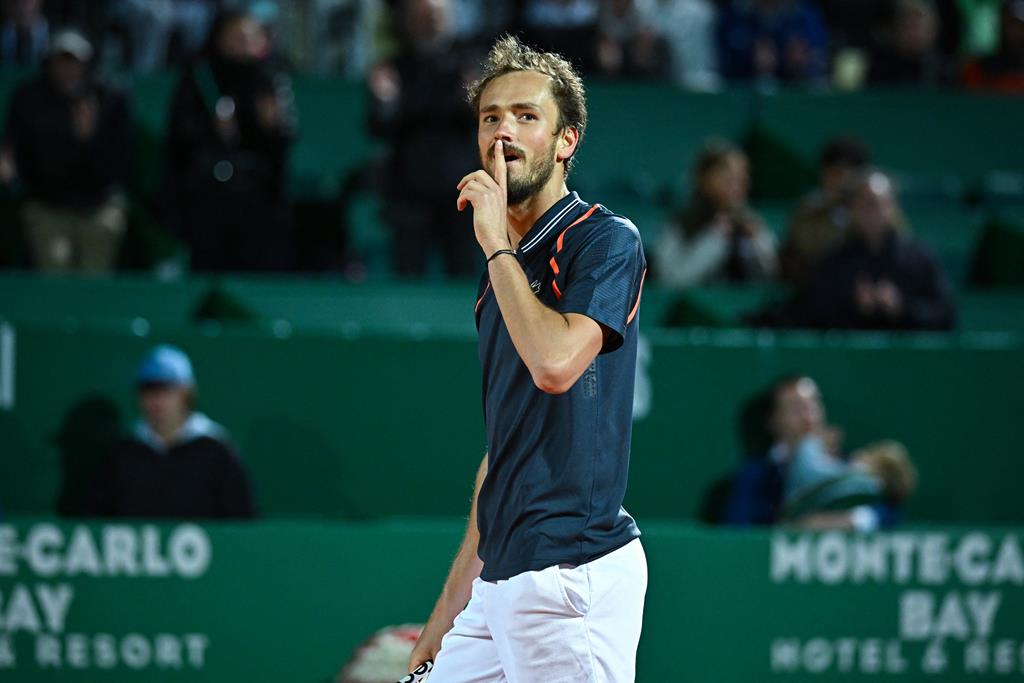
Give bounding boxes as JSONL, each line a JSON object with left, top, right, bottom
{"left": 429, "top": 538, "right": 647, "bottom": 683}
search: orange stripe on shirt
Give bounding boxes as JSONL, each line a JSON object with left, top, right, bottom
{"left": 551, "top": 280, "right": 562, "bottom": 299}
{"left": 626, "top": 268, "right": 647, "bottom": 324}
{"left": 475, "top": 281, "right": 491, "bottom": 314}
{"left": 555, "top": 204, "right": 600, "bottom": 253}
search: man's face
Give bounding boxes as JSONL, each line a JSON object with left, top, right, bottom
{"left": 702, "top": 153, "right": 749, "bottom": 211}
{"left": 477, "top": 71, "right": 568, "bottom": 205}
{"left": 217, "top": 16, "right": 267, "bottom": 62}
{"left": 48, "top": 53, "right": 86, "bottom": 96}
{"left": 771, "top": 378, "right": 825, "bottom": 446}
{"left": 850, "top": 174, "right": 896, "bottom": 242}
{"left": 139, "top": 384, "right": 191, "bottom": 435}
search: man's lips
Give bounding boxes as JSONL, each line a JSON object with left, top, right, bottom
{"left": 492, "top": 145, "right": 525, "bottom": 164}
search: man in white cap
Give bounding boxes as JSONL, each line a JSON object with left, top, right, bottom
{"left": 90, "top": 345, "right": 257, "bottom": 519}
{"left": 0, "top": 27, "right": 131, "bottom": 273}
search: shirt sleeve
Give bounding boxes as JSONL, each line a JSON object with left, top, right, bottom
{"left": 553, "top": 218, "right": 646, "bottom": 353}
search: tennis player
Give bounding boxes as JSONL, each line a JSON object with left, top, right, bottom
{"left": 409, "top": 36, "right": 648, "bottom": 682}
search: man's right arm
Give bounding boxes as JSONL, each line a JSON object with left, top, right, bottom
{"left": 408, "top": 454, "right": 488, "bottom": 671}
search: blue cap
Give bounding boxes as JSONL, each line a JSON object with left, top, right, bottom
{"left": 136, "top": 345, "right": 196, "bottom": 386}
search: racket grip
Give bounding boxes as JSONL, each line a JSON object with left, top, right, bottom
{"left": 397, "top": 659, "right": 433, "bottom": 683}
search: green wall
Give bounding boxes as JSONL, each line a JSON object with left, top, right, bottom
{"left": 1, "top": 520, "right": 1022, "bottom": 682}
{"left": 1, "top": 313, "right": 1021, "bottom": 524}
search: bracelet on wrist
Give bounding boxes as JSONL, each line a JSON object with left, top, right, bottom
{"left": 486, "top": 248, "right": 516, "bottom": 264}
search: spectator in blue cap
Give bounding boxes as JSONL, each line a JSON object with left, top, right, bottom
{"left": 90, "top": 344, "right": 257, "bottom": 519}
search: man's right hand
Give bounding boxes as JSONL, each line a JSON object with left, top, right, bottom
{"left": 408, "top": 615, "right": 453, "bottom": 673}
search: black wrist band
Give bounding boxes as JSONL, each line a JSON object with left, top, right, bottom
{"left": 487, "top": 248, "right": 516, "bottom": 264}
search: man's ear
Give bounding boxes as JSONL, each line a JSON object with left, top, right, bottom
{"left": 556, "top": 126, "right": 580, "bottom": 163}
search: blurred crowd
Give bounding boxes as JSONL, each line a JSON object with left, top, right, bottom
{"left": 3, "top": 0, "right": 1022, "bottom": 89}
{"left": 0, "top": 0, "right": 1016, "bottom": 317}
{"left": 654, "top": 138, "right": 956, "bottom": 331}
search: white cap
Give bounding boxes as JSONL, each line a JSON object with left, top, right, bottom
{"left": 49, "top": 29, "right": 93, "bottom": 62}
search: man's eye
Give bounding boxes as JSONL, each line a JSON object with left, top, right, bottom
{"left": 483, "top": 116, "right": 498, "bottom": 124}
{"left": 520, "top": 114, "right": 537, "bottom": 121}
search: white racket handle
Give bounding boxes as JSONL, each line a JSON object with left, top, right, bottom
{"left": 397, "top": 659, "right": 433, "bottom": 683}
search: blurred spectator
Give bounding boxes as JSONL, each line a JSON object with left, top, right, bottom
{"left": 520, "top": 0, "right": 600, "bottom": 73}
{"left": 637, "top": 0, "right": 720, "bottom": 89}
{"left": 368, "top": 0, "right": 481, "bottom": 276}
{"left": 963, "top": 0, "right": 1024, "bottom": 92}
{"left": 166, "top": 7, "right": 296, "bottom": 272}
{"left": 800, "top": 170, "right": 955, "bottom": 331}
{"left": 867, "top": 0, "right": 950, "bottom": 86}
{"left": 717, "top": 0, "right": 830, "bottom": 85}
{"left": 722, "top": 376, "right": 912, "bottom": 531}
{"left": 595, "top": 0, "right": 670, "bottom": 79}
{"left": 654, "top": 141, "right": 777, "bottom": 289}
{"left": 90, "top": 344, "right": 257, "bottom": 519}
{"left": 780, "top": 137, "right": 869, "bottom": 286}
{"left": 0, "top": 0, "right": 48, "bottom": 68}
{"left": 0, "top": 29, "right": 131, "bottom": 273}
{"left": 105, "top": 0, "right": 217, "bottom": 73}
{"left": 722, "top": 375, "right": 841, "bottom": 525}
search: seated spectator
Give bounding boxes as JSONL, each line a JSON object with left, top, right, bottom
{"left": 780, "top": 137, "right": 870, "bottom": 286}
{"left": 800, "top": 170, "right": 955, "bottom": 331}
{"left": 722, "top": 375, "right": 913, "bottom": 531}
{"left": 90, "top": 345, "right": 257, "bottom": 519}
{"left": 0, "top": 29, "right": 131, "bottom": 273}
{"left": 166, "top": 7, "right": 296, "bottom": 272}
{"left": 0, "top": 0, "right": 48, "bottom": 68}
{"left": 595, "top": 0, "right": 670, "bottom": 80}
{"left": 868, "top": 0, "right": 950, "bottom": 86}
{"left": 722, "top": 375, "right": 838, "bottom": 526}
{"left": 654, "top": 141, "right": 777, "bottom": 289}
{"left": 963, "top": 0, "right": 1024, "bottom": 93}
{"left": 368, "top": 0, "right": 481, "bottom": 276}
{"left": 717, "top": 0, "right": 830, "bottom": 85}
{"left": 637, "top": 0, "right": 720, "bottom": 90}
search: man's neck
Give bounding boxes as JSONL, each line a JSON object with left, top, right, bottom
{"left": 506, "top": 180, "right": 570, "bottom": 251}
{"left": 152, "top": 416, "right": 189, "bottom": 446}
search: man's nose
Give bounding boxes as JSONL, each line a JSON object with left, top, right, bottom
{"left": 493, "top": 113, "right": 515, "bottom": 141}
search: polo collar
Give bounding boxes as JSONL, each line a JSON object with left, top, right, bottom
{"left": 515, "top": 191, "right": 586, "bottom": 255}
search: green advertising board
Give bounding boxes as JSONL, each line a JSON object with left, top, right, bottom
{"left": 1, "top": 520, "right": 1022, "bottom": 682}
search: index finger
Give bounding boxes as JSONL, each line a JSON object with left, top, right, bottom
{"left": 493, "top": 140, "right": 507, "bottom": 194}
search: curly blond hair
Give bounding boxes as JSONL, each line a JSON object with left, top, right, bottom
{"left": 466, "top": 35, "right": 587, "bottom": 175}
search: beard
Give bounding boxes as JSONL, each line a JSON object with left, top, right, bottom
{"left": 484, "top": 138, "right": 558, "bottom": 206}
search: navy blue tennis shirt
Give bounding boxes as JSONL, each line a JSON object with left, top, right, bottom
{"left": 474, "top": 191, "right": 647, "bottom": 581}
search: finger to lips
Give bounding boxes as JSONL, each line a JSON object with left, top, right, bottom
{"left": 494, "top": 140, "right": 507, "bottom": 190}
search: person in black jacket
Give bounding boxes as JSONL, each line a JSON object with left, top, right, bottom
{"left": 91, "top": 345, "right": 257, "bottom": 519}
{"left": 165, "top": 7, "right": 295, "bottom": 272}
{"left": 801, "top": 169, "right": 955, "bottom": 331}
{"left": 368, "top": 0, "right": 482, "bottom": 276}
{"left": 0, "top": 29, "right": 131, "bottom": 272}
